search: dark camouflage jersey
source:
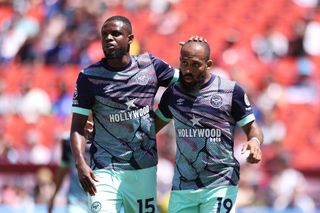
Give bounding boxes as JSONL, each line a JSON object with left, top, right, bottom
{"left": 72, "top": 53, "right": 178, "bottom": 170}
{"left": 156, "top": 74, "right": 255, "bottom": 190}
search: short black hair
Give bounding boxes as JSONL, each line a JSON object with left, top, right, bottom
{"left": 182, "top": 40, "right": 210, "bottom": 60}
{"left": 104, "top": 15, "right": 132, "bottom": 34}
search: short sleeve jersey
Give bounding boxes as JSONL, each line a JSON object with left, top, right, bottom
{"left": 72, "top": 53, "right": 178, "bottom": 170}
{"left": 156, "top": 74, "right": 255, "bottom": 190}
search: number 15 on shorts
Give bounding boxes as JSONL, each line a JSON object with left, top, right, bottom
{"left": 137, "top": 197, "right": 156, "bottom": 213}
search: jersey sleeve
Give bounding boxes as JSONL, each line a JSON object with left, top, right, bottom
{"left": 150, "top": 54, "right": 179, "bottom": 87}
{"left": 72, "top": 71, "right": 94, "bottom": 115}
{"left": 155, "top": 88, "right": 173, "bottom": 122}
{"left": 231, "top": 83, "right": 255, "bottom": 127}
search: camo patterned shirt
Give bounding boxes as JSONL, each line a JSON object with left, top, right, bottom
{"left": 72, "top": 53, "right": 178, "bottom": 170}
{"left": 156, "top": 74, "right": 255, "bottom": 190}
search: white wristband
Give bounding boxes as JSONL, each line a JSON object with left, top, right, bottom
{"left": 251, "top": 137, "right": 261, "bottom": 145}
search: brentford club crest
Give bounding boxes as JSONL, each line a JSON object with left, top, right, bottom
{"left": 134, "top": 72, "right": 150, "bottom": 85}
{"left": 210, "top": 94, "right": 223, "bottom": 108}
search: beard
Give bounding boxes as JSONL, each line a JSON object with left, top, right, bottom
{"left": 104, "top": 46, "right": 129, "bottom": 59}
{"left": 179, "top": 71, "right": 206, "bottom": 93}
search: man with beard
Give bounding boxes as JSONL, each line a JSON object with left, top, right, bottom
{"left": 155, "top": 40, "right": 264, "bottom": 213}
{"left": 70, "top": 16, "right": 181, "bottom": 213}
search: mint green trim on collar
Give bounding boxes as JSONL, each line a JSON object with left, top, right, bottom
{"left": 155, "top": 109, "right": 172, "bottom": 122}
{"left": 237, "top": 114, "right": 255, "bottom": 127}
{"left": 72, "top": 107, "right": 91, "bottom": 115}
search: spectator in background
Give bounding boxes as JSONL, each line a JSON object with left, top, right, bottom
{"left": 0, "top": 138, "right": 18, "bottom": 164}
{"left": 25, "top": 127, "right": 51, "bottom": 165}
{"left": 236, "top": 164, "right": 266, "bottom": 208}
{"left": 256, "top": 76, "right": 285, "bottom": 115}
{"left": 149, "top": 0, "right": 186, "bottom": 35}
{"left": 0, "top": 81, "right": 20, "bottom": 115}
{"left": 0, "top": 117, "right": 18, "bottom": 164}
{"left": 303, "top": 15, "right": 320, "bottom": 56}
{"left": 260, "top": 111, "right": 286, "bottom": 146}
{"left": 288, "top": 19, "right": 307, "bottom": 57}
{"left": 0, "top": 11, "right": 40, "bottom": 62}
{"left": 269, "top": 155, "right": 316, "bottom": 212}
{"left": 52, "top": 81, "right": 73, "bottom": 120}
{"left": 251, "top": 25, "right": 289, "bottom": 64}
{"left": 286, "top": 57, "right": 318, "bottom": 104}
{"left": 18, "top": 86, "right": 51, "bottom": 124}
{"left": 34, "top": 167, "right": 55, "bottom": 204}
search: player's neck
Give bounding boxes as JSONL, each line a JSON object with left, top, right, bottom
{"left": 104, "top": 55, "right": 131, "bottom": 70}
{"left": 200, "top": 73, "right": 214, "bottom": 89}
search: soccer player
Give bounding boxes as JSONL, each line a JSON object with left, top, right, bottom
{"left": 70, "top": 15, "right": 180, "bottom": 213}
{"left": 155, "top": 40, "right": 264, "bottom": 213}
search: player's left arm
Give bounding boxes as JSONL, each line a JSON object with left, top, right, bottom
{"left": 231, "top": 83, "right": 264, "bottom": 164}
{"left": 241, "top": 121, "right": 264, "bottom": 164}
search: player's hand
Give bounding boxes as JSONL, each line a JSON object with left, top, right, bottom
{"left": 179, "top": 35, "right": 208, "bottom": 45}
{"left": 241, "top": 139, "right": 262, "bottom": 164}
{"left": 76, "top": 162, "right": 99, "bottom": 196}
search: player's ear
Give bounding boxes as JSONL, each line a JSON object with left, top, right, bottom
{"left": 128, "top": 34, "right": 134, "bottom": 44}
{"left": 206, "top": 59, "right": 213, "bottom": 69}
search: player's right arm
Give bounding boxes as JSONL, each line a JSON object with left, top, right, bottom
{"left": 71, "top": 71, "right": 97, "bottom": 195}
{"left": 70, "top": 113, "right": 98, "bottom": 196}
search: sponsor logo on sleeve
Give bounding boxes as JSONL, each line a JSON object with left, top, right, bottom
{"left": 244, "top": 94, "right": 252, "bottom": 110}
{"left": 72, "top": 86, "right": 78, "bottom": 105}
{"left": 73, "top": 87, "right": 78, "bottom": 99}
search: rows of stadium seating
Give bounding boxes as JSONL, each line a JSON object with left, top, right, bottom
{"left": 1, "top": 0, "right": 319, "bottom": 169}
{"left": 1, "top": 0, "right": 320, "bottom": 211}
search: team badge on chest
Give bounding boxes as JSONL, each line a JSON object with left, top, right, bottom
{"left": 210, "top": 94, "right": 223, "bottom": 108}
{"left": 134, "top": 72, "right": 151, "bottom": 85}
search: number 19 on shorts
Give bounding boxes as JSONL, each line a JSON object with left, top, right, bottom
{"left": 216, "top": 197, "right": 233, "bottom": 213}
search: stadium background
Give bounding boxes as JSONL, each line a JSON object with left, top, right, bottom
{"left": 0, "top": 0, "right": 319, "bottom": 212}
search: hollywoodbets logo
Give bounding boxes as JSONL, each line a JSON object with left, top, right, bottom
{"left": 176, "top": 114, "right": 222, "bottom": 142}
{"left": 108, "top": 98, "right": 150, "bottom": 122}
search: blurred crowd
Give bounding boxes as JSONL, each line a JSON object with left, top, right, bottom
{"left": 0, "top": 0, "right": 320, "bottom": 212}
